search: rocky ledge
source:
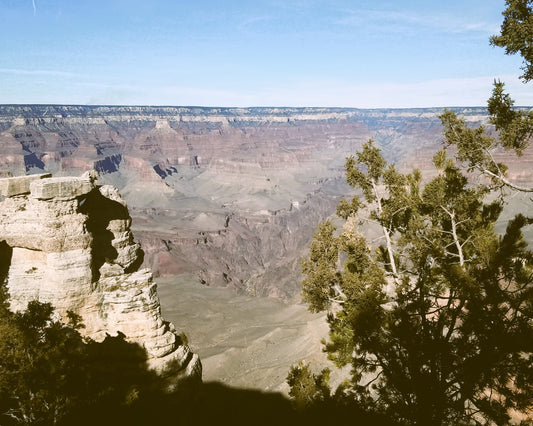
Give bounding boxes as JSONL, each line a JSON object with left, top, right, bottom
{"left": 0, "top": 172, "right": 201, "bottom": 381}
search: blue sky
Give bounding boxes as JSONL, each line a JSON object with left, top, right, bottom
{"left": 1, "top": 0, "right": 532, "bottom": 107}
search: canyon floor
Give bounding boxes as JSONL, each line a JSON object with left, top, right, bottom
{"left": 157, "top": 274, "right": 346, "bottom": 393}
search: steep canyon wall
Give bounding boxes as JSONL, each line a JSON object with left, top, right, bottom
{"left": 1, "top": 105, "right": 529, "bottom": 299}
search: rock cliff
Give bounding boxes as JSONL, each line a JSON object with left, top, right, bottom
{"left": 0, "top": 172, "right": 201, "bottom": 380}
{"left": 136, "top": 185, "right": 345, "bottom": 300}
{"left": 1, "top": 105, "right": 531, "bottom": 299}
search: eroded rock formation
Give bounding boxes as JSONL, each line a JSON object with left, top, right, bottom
{"left": 1, "top": 105, "right": 532, "bottom": 299}
{"left": 0, "top": 172, "right": 201, "bottom": 380}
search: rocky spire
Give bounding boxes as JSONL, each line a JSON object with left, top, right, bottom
{"left": 0, "top": 172, "right": 201, "bottom": 381}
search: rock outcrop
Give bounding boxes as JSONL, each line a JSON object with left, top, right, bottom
{"left": 0, "top": 172, "right": 201, "bottom": 380}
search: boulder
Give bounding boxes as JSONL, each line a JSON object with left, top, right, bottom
{"left": 0, "top": 173, "right": 51, "bottom": 197}
{"left": 30, "top": 176, "right": 94, "bottom": 200}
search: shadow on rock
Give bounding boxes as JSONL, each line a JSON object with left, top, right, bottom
{"left": 80, "top": 188, "right": 144, "bottom": 281}
{"left": 0, "top": 240, "right": 12, "bottom": 283}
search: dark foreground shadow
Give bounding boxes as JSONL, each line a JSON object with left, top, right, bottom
{"left": 0, "top": 309, "right": 394, "bottom": 426}
{"left": 68, "top": 380, "right": 395, "bottom": 426}
{"left": 0, "top": 240, "right": 12, "bottom": 283}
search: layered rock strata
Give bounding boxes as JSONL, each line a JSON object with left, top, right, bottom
{"left": 1, "top": 105, "right": 532, "bottom": 299}
{"left": 136, "top": 187, "right": 344, "bottom": 300}
{"left": 0, "top": 172, "right": 201, "bottom": 379}
{"left": 0, "top": 105, "right": 489, "bottom": 182}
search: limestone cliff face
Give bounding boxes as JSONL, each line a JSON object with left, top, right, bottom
{"left": 0, "top": 172, "right": 201, "bottom": 380}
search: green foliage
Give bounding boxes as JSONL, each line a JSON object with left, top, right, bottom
{"left": 292, "top": 141, "right": 533, "bottom": 425}
{"left": 439, "top": 107, "right": 533, "bottom": 193}
{"left": 445, "top": 0, "right": 533, "bottom": 194}
{"left": 0, "top": 295, "right": 164, "bottom": 425}
{"left": 490, "top": 0, "right": 533, "bottom": 82}
{"left": 300, "top": 221, "right": 341, "bottom": 312}
{"left": 487, "top": 81, "right": 533, "bottom": 154}
{"left": 0, "top": 301, "right": 89, "bottom": 425}
{"left": 286, "top": 362, "right": 331, "bottom": 410}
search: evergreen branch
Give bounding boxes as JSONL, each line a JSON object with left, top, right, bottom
{"left": 444, "top": 250, "right": 463, "bottom": 259}
{"left": 444, "top": 298, "right": 466, "bottom": 343}
{"left": 482, "top": 146, "right": 506, "bottom": 177}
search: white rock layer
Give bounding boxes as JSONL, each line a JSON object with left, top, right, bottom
{"left": 0, "top": 174, "right": 201, "bottom": 380}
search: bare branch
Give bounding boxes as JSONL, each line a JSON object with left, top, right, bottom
{"left": 371, "top": 179, "right": 399, "bottom": 289}
{"left": 482, "top": 168, "right": 533, "bottom": 192}
{"left": 362, "top": 370, "right": 384, "bottom": 387}
{"left": 333, "top": 283, "right": 347, "bottom": 301}
{"left": 441, "top": 207, "right": 465, "bottom": 267}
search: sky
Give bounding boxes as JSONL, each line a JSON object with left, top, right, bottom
{"left": 1, "top": 0, "right": 532, "bottom": 108}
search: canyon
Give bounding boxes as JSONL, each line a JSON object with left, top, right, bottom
{"left": 1, "top": 105, "right": 532, "bottom": 391}
{"left": 0, "top": 105, "right": 511, "bottom": 300}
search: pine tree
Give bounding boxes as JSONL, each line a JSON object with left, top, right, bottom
{"left": 290, "top": 3, "right": 533, "bottom": 423}
{"left": 0, "top": 295, "right": 162, "bottom": 425}
{"left": 292, "top": 141, "right": 533, "bottom": 424}
{"left": 442, "top": 0, "right": 533, "bottom": 193}
{"left": 0, "top": 301, "right": 90, "bottom": 425}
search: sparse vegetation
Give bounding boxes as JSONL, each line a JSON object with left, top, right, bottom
{"left": 2, "top": 2, "right": 533, "bottom": 425}
{"left": 0, "top": 285, "right": 394, "bottom": 426}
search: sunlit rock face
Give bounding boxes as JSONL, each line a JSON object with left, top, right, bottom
{"left": 0, "top": 173, "right": 201, "bottom": 380}
{"left": 1, "top": 105, "right": 531, "bottom": 299}
{"left": 0, "top": 105, "right": 457, "bottom": 179}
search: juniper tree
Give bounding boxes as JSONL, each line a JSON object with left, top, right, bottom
{"left": 442, "top": 0, "right": 533, "bottom": 192}
{"left": 292, "top": 141, "right": 533, "bottom": 425}
{"left": 290, "top": 3, "right": 533, "bottom": 422}
{"left": 0, "top": 297, "right": 161, "bottom": 425}
{"left": 0, "top": 301, "right": 89, "bottom": 425}
{"left": 490, "top": 0, "right": 533, "bottom": 83}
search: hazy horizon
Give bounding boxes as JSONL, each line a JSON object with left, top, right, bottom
{"left": 0, "top": 103, "right": 512, "bottom": 109}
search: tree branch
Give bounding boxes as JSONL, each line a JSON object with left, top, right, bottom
{"left": 371, "top": 179, "right": 399, "bottom": 289}
{"left": 332, "top": 283, "right": 347, "bottom": 302}
{"left": 441, "top": 207, "right": 465, "bottom": 267}
{"left": 481, "top": 168, "right": 533, "bottom": 192}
